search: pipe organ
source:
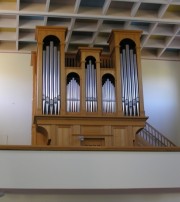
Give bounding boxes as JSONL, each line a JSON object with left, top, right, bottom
{"left": 32, "top": 26, "right": 147, "bottom": 148}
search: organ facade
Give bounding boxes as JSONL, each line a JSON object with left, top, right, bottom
{"left": 31, "top": 26, "right": 147, "bottom": 147}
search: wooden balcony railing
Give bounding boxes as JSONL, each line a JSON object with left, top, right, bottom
{"left": 100, "top": 55, "right": 112, "bottom": 68}
{"left": 65, "top": 53, "right": 79, "bottom": 67}
{"left": 65, "top": 54, "right": 113, "bottom": 68}
{"left": 137, "top": 122, "right": 176, "bottom": 147}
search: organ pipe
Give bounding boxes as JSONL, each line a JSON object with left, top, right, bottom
{"left": 42, "top": 40, "right": 60, "bottom": 115}
{"left": 120, "top": 44, "right": 139, "bottom": 116}
{"left": 49, "top": 41, "right": 54, "bottom": 114}
{"left": 85, "top": 60, "right": 97, "bottom": 112}
{"left": 42, "top": 50, "right": 46, "bottom": 114}
{"left": 57, "top": 50, "right": 60, "bottom": 114}
{"left": 102, "top": 78, "right": 116, "bottom": 113}
{"left": 133, "top": 53, "right": 140, "bottom": 116}
{"left": 67, "top": 77, "right": 80, "bottom": 112}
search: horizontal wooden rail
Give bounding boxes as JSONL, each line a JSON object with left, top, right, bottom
{"left": 0, "top": 145, "right": 180, "bottom": 151}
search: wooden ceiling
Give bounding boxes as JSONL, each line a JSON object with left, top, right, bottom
{"left": 0, "top": 0, "right": 179, "bottom": 60}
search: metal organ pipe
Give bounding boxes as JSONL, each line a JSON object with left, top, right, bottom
{"left": 122, "top": 49, "right": 129, "bottom": 116}
{"left": 120, "top": 53, "right": 125, "bottom": 114}
{"left": 57, "top": 50, "right": 60, "bottom": 114}
{"left": 102, "top": 78, "right": 116, "bottom": 113}
{"left": 120, "top": 44, "right": 140, "bottom": 116}
{"left": 85, "top": 60, "right": 97, "bottom": 112}
{"left": 126, "top": 45, "right": 133, "bottom": 116}
{"left": 42, "top": 40, "right": 60, "bottom": 115}
{"left": 53, "top": 46, "right": 57, "bottom": 114}
{"left": 49, "top": 41, "right": 54, "bottom": 114}
{"left": 133, "top": 53, "right": 140, "bottom": 116}
{"left": 66, "top": 77, "right": 80, "bottom": 112}
{"left": 45, "top": 45, "right": 50, "bottom": 114}
{"left": 42, "top": 50, "right": 46, "bottom": 114}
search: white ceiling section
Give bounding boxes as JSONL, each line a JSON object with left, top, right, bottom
{"left": 0, "top": 0, "right": 179, "bottom": 60}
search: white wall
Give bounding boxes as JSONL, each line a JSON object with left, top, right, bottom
{"left": 0, "top": 150, "right": 180, "bottom": 202}
{"left": 0, "top": 53, "right": 180, "bottom": 146}
{"left": 0, "top": 53, "right": 32, "bottom": 145}
{"left": 0, "top": 150, "right": 180, "bottom": 189}
{"left": 142, "top": 59, "right": 180, "bottom": 145}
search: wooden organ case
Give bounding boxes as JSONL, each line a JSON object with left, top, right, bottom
{"left": 31, "top": 26, "right": 147, "bottom": 147}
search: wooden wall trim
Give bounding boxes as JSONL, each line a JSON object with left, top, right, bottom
{"left": 0, "top": 145, "right": 179, "bottom": 152}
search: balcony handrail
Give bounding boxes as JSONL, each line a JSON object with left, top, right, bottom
{"left": 138, "top": 122, "right": 176, "bottom": 147}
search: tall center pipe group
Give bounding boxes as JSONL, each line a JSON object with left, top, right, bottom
{"left": 42, "top": 41, "right": 60, "bottom": 115}
{"left": 85, "top": 60, "right": 97, "bottom": 112}
{"left": 121, "top": 44, "right": 139, "bottom": 116}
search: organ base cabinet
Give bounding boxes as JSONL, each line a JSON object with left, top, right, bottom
{"left": 31, "top": 26, "right": 147, "bottom": 148}
{"left": 32, "top": 116, "right": 147, "bottom": 147}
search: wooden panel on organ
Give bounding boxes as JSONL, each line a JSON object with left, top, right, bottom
{"left": 31, "top": 26, "right": 147, "bottom": 148}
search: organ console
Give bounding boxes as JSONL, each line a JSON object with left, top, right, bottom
{"left": 31, "top": 26, "right": 147, "bottom": 147}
